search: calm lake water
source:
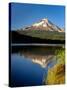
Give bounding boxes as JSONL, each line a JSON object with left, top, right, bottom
{"left": 11, "top": 46, "right": 57, "bottom": 87}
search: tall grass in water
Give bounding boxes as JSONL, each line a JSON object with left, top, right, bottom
{"left": 43, "top": 47, "right": 65, "bottom": 85}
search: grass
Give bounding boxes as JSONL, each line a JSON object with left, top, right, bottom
{"left": 43, "top": 47, "right": 65, "bottom": 85}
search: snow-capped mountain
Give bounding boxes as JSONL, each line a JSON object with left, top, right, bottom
{"left": 24, "top": 18, "right": 64, "bottom": 32}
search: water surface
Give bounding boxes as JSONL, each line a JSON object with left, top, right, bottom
{"left": 11, "top": 46, "right": 57, "bottom": 87}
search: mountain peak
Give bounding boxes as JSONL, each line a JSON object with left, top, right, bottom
{"left": 24, "top": 18, "right": 64, "bottom": 32}
{"left": 42, "top": 18, "right": 48, "bottom": 21}
{"left": 32, "top": 18, "right": 48, "bottom": 27}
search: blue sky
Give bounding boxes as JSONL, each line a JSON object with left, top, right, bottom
{"left": 10, "top": 3, "right": 65, "bottom": 30}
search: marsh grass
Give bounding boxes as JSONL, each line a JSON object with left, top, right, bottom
{"left": 43, "top": 47, "right": 65, "bottom": 85}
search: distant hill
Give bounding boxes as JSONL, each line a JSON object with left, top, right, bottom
{"left": 10, "top": 31, "right": 65, "bottom": 44}
{"left": 17, "top": 30, "right": 65, "bottom": 41}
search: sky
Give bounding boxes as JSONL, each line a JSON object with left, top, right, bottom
{"left": 10, "top": 3, "right": 65, "bottom": 30}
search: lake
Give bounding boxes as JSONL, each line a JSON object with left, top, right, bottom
{"left": 10, "top": 46, "right": 61, "bottom": 87}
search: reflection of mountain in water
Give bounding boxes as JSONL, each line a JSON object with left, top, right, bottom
{"left": 13, "top": 46, "right": 57, "bottom": 68}
{"left": 20, "top": 52, "right": 54, "bottom": 68}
